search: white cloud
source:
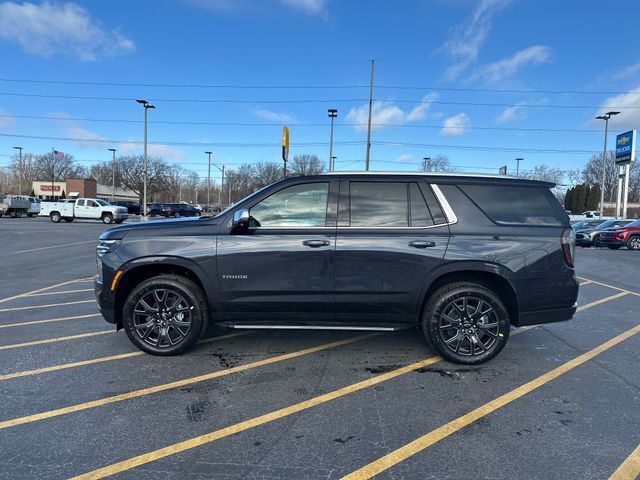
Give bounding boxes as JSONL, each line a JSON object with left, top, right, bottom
{"left": 119, "top": 142, "right": 186, "bottom": 161}
{"left": 345, "top": 93, "right": 438, "bottom": 132}
{"left": 0, "top": 108, "right": 14, "bottom": 128}
{"left": 394, "top": 154, "right": 413, "bottom": 164}
{"left": 440, "top": 113, "right": 470, "bottom": 136}
{"left": 280, "top": 0, "right": 328, "bottom": 15}
{"left": 496, "top": 101, "right": 527, "bottom": 124}
{"left": 593, "top": 83, "right": 640, "bottom": 131}
{"left": 612, "top": 62, "right": 640, "bottom": 82}
{"left": 470, "top": 45, "right": 551, "bottom": 83}
{"left": 50, "top": 111, "right": 106, "bottom": 147}
{"left": 0, "top": 1, "right": 134, "bottom": 60}
{"left": 441, "top": 0, "right": 512, "bottom": 79}
{"left": 254, "top": 108, "right": 295, "bottom": 123}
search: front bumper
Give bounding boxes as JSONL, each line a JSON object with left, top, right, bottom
{"left": 94, "top": 275, "right": 116, "bottom": 324}
{"left": 114, "top": 212, "right": 128, "bottom": 220}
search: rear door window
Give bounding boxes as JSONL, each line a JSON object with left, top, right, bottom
{"left": 350, "top": 182, "right": 408, "bottom": 227}
{"left": 460, "top": 184, "right": 562, "bottom": 226}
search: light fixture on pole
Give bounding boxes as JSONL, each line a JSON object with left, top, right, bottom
{"left": 13, "top": 146, "right": 23, "bottom": 195}
{"left": 108, "top": 148, "right": 117, "bottom": 202}
{"left": 205, "top": 151, "right": 212, "bottom": 210}
{"left": 136, "top": 99, "right": 156, "bottom": 217}
{"left": 328, "top": 108, "right": 337, "bottom": 171}
{"left": 331, "top": 156, "right": 337, "bottom": 170}
{"left": 595, "top": 111, "right": 620, "bottom": 217}
{"left": 422, "top": 157, "right": 430, "bottom": 172}
{"left": 515, "top": 157, "right": 524, "bottom": 177}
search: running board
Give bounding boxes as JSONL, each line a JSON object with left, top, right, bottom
{"left": 215, "top": 323, "right": 409, "bottom": 332}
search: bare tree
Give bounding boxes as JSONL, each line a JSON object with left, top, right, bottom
{"left": 116, "top": 155, "right": 171, "bottom": 203}
{"left": 421, "top": 155, "right": 451, "bottom": 172}
{"left": 35, "top": 152, "right": 86, "bottom": 183}
{"left": 520, "top": 164, "right": 564, "bottom": 185}
{"left": 289, "top": 154, "right": 325, "bottom": 176}
{"left": 253, "top": 162, "right": 282, "bottom": 187}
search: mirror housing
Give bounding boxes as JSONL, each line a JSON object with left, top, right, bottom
{"left": 231, "top": 208, "right": 250, "bottom": 232}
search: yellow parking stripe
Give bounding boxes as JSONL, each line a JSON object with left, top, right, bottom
{"left": 0, "top": 331, "right": 112, "bottom": 351}
{"left": 0, "top": 299, "right": 95, "bottom": 313}
{"left": 0, "top": 333, "right": 378, "bottom": 430}
{"left": 341, "top": 323, "right": 640, "bottom": 480}
{"left": 0, "top": 332, "right": 249, "bottom": 382}
{"left": 610, "top": 443, "right": 640, "bottom": 480}
{"left": 579, "top": 280, "right": 593, "bottom": 286}
{"left": 69, "top": 285, "right": 632, "bottom": 480}
{"left": 0, "top": 313, "right": 101, "bottom": 329}
{"left": 576, "top": 291, "right": 628, "bottom": 312}
{"left": 0, "top": 277, "right": 94, "bottom": 304}
{"left": 578, "top": 277, "right": 640, "bottom": 298}
{"left": 25, "top": 289, "right": 94, "bottom": 297}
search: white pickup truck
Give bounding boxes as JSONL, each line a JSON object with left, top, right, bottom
{"left": 40, "top": 198, "right": 128, "bottom": 224}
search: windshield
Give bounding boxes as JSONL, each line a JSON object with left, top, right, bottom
{"left": 626, "top": 220, "right": 640, "bottom": 227}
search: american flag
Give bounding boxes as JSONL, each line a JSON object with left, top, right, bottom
{"left": 53, "top": 150, "right": 64, "bottom": 159}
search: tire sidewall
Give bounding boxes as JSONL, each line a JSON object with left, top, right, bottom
{"left": 102, "top": 213, "right": 113, "bottom": 224}
{"left": 423, "top": 283, "right": 510, "bottom": 365}
{"left": 122, "top": 276, "right": 206, "bottom": 355}
{"left": 50, "top": 212, "right": 61, "bottom": 223}
{"left": 627, "top": 236, "right": 640, "bottom": 250}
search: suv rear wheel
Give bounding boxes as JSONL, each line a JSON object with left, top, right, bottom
{"left": 122, "top": 275, "right": 207, "bottom": 355}
{"left": 422, "top": 282, "right": 510, "bottom": 365}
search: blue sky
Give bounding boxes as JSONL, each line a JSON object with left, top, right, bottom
{"left": 0, "top": 0, "right": 639, "bottom": 180}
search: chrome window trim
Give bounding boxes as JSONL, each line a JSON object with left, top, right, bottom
{"left": 430, "top": 183, "right": 458, "bottom": 225}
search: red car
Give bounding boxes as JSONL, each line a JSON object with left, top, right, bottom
{"left": 599, "top": 219, "right": 640, "bottom": 250}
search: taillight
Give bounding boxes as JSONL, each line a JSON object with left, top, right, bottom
{"left": 561, "top": 228, "right": 575, "bottom": 267}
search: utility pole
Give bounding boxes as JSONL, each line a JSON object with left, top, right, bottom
{"left": 108, "top": 148, "right": 117, "bottom": 202}
{"left": 365, "top": 59, "right": 375, "bottom": 171}
{"left": 205, "top": 151, "right": 212, "bottom": 210}
{"left": 595, "top": 111, "right": 620, "bottom": 217}
{"left": 136, "top": 99, "right": 155, "bottom": 217}
{"left": 515, "top": 157, "right": 524, "bottom": 177}
{"left": 422, "top": 157, "right": 430, "bottom": 172}
{"left": 328, "top": 108, "right": 337, "bottom": 171}
{"left": 13, "top": 146, "right": 22, "bottom": 195}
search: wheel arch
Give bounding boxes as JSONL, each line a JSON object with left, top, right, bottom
{"left": 419, "top": 263, "right": 519, "bottom": 326}
{"left": 113, "top": 257, "right": 210, "bottom": 329}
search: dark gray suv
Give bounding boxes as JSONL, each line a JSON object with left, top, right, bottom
{"left": 95, "top": 173, "right": 578, "bottom": 364}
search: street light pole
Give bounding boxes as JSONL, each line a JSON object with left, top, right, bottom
{"left": 13, "top": 146, "right": 23, "bottom": 195}
{"left": 108, "top": 148, "right": 117, "bottom": 202}
{"left": 365, "top": 59, "right": 375, "bottom": 171}
{"left": 137, "top": 99, "right": 156, "bottom": 217}
{"left": 328, "top": 108, "right": 337, "bottom": 171}
{"left": 422, "top": 157, "right": 430, "bottom": 172}
{"left": 595, "top": 111, "right": 620, "bottom": 217}
{"left": 205, "top": 151, "right": 212, "bottom": 210}
{"left": 515, "top": 157, "right": 524, "bottom": 177}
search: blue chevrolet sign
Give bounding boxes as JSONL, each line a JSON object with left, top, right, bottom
{"left": 615, "top": 130, "right": 636, "bottom": 163}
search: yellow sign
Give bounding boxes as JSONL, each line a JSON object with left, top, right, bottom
{"left": 282, "top": 126, "right": 289, "bottom": 161}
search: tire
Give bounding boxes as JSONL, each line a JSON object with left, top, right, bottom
{"left": 608, "top": 245, "right": 622, "bottom": 250}
{"left": 422, "top": 282, "right": 510, "bottom": 365}
{"left": 102, "top": 213, "right": 113, "bottom": 224}
{"left": 50, "top": 211, "right": 61, "bottom": 223}
{"left": 626, "top": 236, "right": 640, "bottom": 251}
{"left": 27, "top": 213, "right": 34, "bottom": 218}
{"left": 114, "top": 219, "right": 124, "bottom": 224}
{"left": 63, "top": 217, "right": 74, "bottom": 222}
{"left": 593, "top": 235, "right": 602, "bottom": 248}
{"left": 122, "top": 275, "right": 208, "bottom": 355}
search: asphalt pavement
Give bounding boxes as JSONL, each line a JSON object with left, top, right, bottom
{"left": 0, "top": 216, "right": 638, "bottom": 480}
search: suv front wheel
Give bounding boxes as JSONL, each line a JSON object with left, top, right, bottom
{"left": 422, "top": 282, "right": 510, "bottom": 365}
{"left": 122, "top": 275, "right": 208, "bottom": 355}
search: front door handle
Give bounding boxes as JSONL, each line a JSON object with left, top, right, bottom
{"left": 409, "top": 240, "right": 436, "bottom": 249}
{"left": 302, "top": 239, "right": 331, "bottom": 248}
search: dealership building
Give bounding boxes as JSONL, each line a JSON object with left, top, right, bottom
{"left": 32, "top": 178, "right": 138, "bottom": 202}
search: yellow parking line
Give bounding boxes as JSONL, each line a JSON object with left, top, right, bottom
{"left": 341, "top": 323, "right": 640, "bottom": 480}
{"left": 578, "top": 277, "right": 640, "bottom": 298}
{"left": 25, "top": 289, "right": 94, "bottom": 297}
{"left": 579, "top": 280, "right": 593, "bottom": 286}
{"left": 0, "top": 331, "right": 112, "bottom": 351}
{"left": 0, "top": 299, "right": 95, "bottom": 313}
{"left": 576, "top": 292, "right": 628, "bottom": 312}
{"left": 0, "top": 313, "right": 101, "bottom": 329}
{"left": 0, "top": 332, "right": 249, "bottom": 382}
{"left": 0, "top": 277, "right": 94, "bottom": 304}
{"left": 0, "top": 333, "right": 378, "bottom": 431}
{"left": 610, "top": 443, "right": 640, "bottom": 480}
{"left": 69, "top": 283, "right": 632, "bottom": 480}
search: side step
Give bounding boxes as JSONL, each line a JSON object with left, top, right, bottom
{"left": 215, "top": 322, "right": 410, "bottom": 332}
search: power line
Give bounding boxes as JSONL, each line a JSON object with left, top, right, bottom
{"left": 373, "top": 141, "right": 598, "bottom": 155}
{"left": 0, "top": 91, "right": 637, "bottom": 109}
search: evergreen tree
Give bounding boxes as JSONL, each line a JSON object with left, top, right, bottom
{"left": 61, "top": 190, "right": 66, "bottom": 199}
{"left": 564, "top": 188, "right": 573, "bottom": 212}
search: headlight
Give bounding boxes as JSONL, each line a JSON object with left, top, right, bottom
{"left": 97, "top": 239, "right": 121, "bottom": 258}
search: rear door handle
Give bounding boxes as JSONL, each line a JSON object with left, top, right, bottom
{"left": 409, "top": 240, "right": 436, "bottom": 249}
{"left": 302, "top": 239, "right": 331, "bottom": 248}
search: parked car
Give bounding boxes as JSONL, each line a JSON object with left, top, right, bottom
{"left": 0, "top": 195, "right": 30, "bottom": 218}
{"left": 0, "top": 205, "right": 4, "bottom": 217}
{"left": 147, "top": 203, "right": 166, "bottom": 217}
{"left": 599, "top": 219, "right": 640, "bottom": 250}
{"left": 27, "top": 197, "right": 41, "bottom": 217}
{"left": 162, "top": 203, "right": 201, "bottom": 217}
{"left": 571, "top": 219, "right": 604, "bottom": 231}
{"left": 111, "top": 201, "right": 141, "bottom": 215}
{"left": 95, "top": 173, "right": 578, "bottom": 365}
{"left": 40, "top": 198, "right": 128, "bottom": 224}
{"left": 575, "top": 219, "right": 633, "bottom": 247}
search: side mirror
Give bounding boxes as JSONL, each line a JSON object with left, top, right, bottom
{"left": 231, "top": 208, "right": 250, "bottom": 232}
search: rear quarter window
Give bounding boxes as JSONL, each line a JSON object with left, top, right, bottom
{"left": 460, "top": 184, "right": 562, "bottom": 226}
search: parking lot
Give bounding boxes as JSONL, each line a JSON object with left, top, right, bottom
{"left": 0, "top": 217, "right": 638, "bottom": 480}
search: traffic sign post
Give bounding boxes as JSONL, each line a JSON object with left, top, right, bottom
{"left": 615, "top": 131, "right": 636, "bottom": 218}
{"left": 282, "top": 126, "right": 289, "bottom": 178}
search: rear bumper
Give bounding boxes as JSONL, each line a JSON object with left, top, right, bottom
{"left": 517, "top": 304, "right": 577, "bottom": 327}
